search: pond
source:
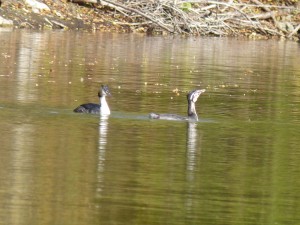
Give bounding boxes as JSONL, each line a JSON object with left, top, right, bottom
{"left": 0, "top": 29, "right": 300, "bottom": 225}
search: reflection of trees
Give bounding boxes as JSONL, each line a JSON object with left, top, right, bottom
{"left": 0, "top": 31, "right": 300, "bottom": 224}
{"left": 0, "top": 115, "right": 101, "bottom": 224}
{"left": 5, "top": 124, "right": 35, "bottom": 225}
{"left": 16, "top": 32, "right": 44, "bottom": 102}
{"left": 1, "top": 32, "right": 299, "bottom": 114}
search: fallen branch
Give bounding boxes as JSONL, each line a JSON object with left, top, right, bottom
{"left": 51, "top": 20, "right": 68, "bottom": 29}
{"left": 251, "top": 12, "right": 274, "bottom": 20}
{"left": 69, "top": 0, "right": 299, "bottom": 39}
{"left": 250, "top": 0, "right": 272, "bottom": 12}
{"left": 100, "top": 0, "right": 175, "bottom": 33}
{"left": 251, "top": 0, "right": 287, "bottom": 35}
{"left": 288, "top": 23, "right": 300, "bottom": 39}
{"left": 177, "top": 0, "right": 295, "bottom": 9}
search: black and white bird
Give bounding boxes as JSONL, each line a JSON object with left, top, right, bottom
{"left": 73, "top": 85, "right": 111, "bottom": 115}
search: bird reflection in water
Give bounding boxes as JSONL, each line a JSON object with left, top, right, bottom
{"left": 97, "top": 114, "right": 109, "bottom": 194}
{"left": 185, "top": 121, "right": 202, "bottom": 213}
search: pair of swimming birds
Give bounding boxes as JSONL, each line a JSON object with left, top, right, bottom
{"left": 74, "top": 85, "right": 205, "bottom": 121}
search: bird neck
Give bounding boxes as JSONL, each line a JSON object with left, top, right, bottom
{"left": 100, "top": 96, "right": 110, "bottom": 115}
{"left": 188, "top": 101, "right": 198, "bottom": 121}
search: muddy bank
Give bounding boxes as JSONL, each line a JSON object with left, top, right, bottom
{"left": 0, "top": 0, "right": 130, "bottom": 31}
{"left": 0, "top": 0, "right": 299, "bottom": 40}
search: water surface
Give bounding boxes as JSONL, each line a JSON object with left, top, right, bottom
{"left": 0, "top": 29, "right": 300, "bottom": 225}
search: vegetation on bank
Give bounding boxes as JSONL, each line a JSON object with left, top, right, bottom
{"left": 0, "top": 0, "right": 299, "bottom": 40}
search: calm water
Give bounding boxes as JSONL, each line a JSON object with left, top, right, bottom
{"left": 0, "top": 29, "right": 300, "bottom": 225}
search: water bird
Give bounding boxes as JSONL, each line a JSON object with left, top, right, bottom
{"left": 149, "top": 89, "right": 206, "bottom": 121}
{"left": 73, "top": 85, "right": 111, "bottom": 115}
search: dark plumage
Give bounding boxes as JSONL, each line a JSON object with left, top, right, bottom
{"left": 149, "top": 89, "right": 205, "bottom": 121}
{"left": 73, "top": 103, "right": 101, "bottom": 114}
{"left": 73, "top": 85, "right": 111, "bottom": 115}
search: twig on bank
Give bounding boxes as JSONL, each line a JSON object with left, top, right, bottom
{"left": 288, "top": 23, "right": 300, "bottom": 39}
{"left": 101, "top": 0, "right": 175, "bottom": 33}
{"left": 87, "top": 0, "right": 299, "bottom": 39}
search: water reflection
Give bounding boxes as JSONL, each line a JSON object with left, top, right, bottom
{"left": 9, "top": 124, "right": 35, "bottom": 225}
{"left": 16, "top": 32, "right": 44, "bottom": 102}
{"left": 186, "top": 122, "right": 199, "bottom": 173}
{"left": 185, "top": 122, "right": 201, "bottom": 216}
{"left": 97, "top": 115, "right": 109, "bottom": 194}
{"left": 1, "top": 30, "right": 300, "bottom": 225}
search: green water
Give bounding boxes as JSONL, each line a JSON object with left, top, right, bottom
{"left": 0, "top": 30, "right": 300, "bottom": 225}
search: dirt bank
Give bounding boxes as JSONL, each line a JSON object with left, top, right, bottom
{"left": 0, "top": 0, "right": 130, "bottom": 31}
{"left": 0, "top": 0, "right": 299, "bottom": 40}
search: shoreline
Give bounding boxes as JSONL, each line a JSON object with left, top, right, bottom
{"left": 0, "top": 0, "right": 299, "bottom": 41}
